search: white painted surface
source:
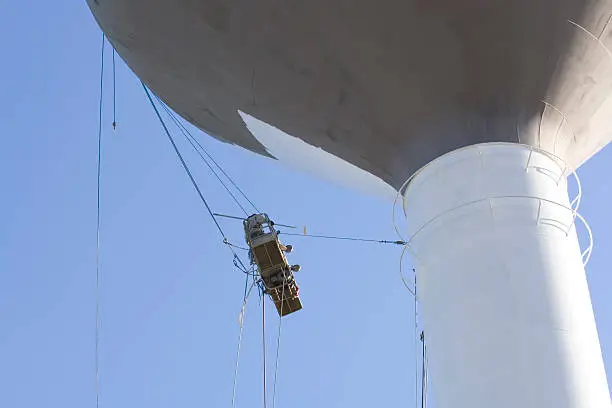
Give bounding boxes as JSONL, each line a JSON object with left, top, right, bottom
{"left": 403, "top": 143, "right": 610, "bottom": 407}
{"left": 238, "top": 110, "right": 396, "bottom": 200}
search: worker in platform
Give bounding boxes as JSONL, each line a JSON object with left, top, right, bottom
{"left": 246, "top": 214, "right": 267, "bottom": 239}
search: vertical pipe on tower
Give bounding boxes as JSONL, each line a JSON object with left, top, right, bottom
{"left": 403, "top": 143, "right": 610, "bottom": 408}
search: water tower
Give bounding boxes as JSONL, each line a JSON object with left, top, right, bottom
{"left": 88, "top": 1, "right": 612, "bottom": 406}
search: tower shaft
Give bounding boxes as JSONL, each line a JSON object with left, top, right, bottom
{"left": 404, "top": 143, "right": 610, "bottom": 407}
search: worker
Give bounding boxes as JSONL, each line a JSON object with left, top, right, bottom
{"left": 249, "top": 223, "right": 264, "bottom": 239}
{"left": 246, "top": 214, "right": 267, "bottom": 239}
{"left": 280, "top": 243, "right": 293, "bottom": 253}
{"left": 269, "top": 271, "right": 284, "bottom": 285}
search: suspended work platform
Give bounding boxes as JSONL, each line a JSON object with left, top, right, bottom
{"left": 244, "top": 214, "right": 302, "bottom": 316}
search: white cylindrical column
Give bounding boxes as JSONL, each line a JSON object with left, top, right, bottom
{"left": 403, "top": 143, "right": 609, "bottom": 408}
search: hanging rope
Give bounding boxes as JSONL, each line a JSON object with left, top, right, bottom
{"left": 272, "top": 285, "right": 285, "bottom": 408}
{"left": 279, "top": 231, "right": 406, "bottom": 246}
{"left": 399, "top": 246, "right": 417, "bottom": 297}
{"left": 425, "top": 352, "right": 429, "bottom": 408}
{"left": 213, "top": 213, "right": 296, "bottom": 229}
{"left": 156, "top": 100, "right": 249, "bottom": 216}
{"left": 233, "top": 254, "right": 258, "bottom": 276}
{"left": 155, "top": 100, "right": 259, "bottom": 214}
{"left": 212, "top": 211, "right": 407, "bottom": 246}
{"left": 142, "top": 84, "right": 228, "bottom": 238}
{"left": 94, "top": 32, "right": 105, "bottom": 408}
{"left": 420, "top": 331, "right": 426, "bottom": 408}
{"left": 413, "top": 276, "right": 419, "bottom": 408}
{"left": 211, "top": 215, "right": 407, "bottom": 246}
{"left": 112, "top": 48, "right": 117, "bottom": 130}
{"left": 142, "top": 83, "right": 253, "bottom": 274}
{"left": 262, "top": 296, "right": 268, "bottom": 408}
{"left": 232, "top": 277, "right": 258, "bottom": 408}
{"left": 179, "top": 125, "right": 249, "bottom": 216}
{"left": 226, "top": 241, "right": 250, "bottom": 252}
{"left": 170, "top": 112, "right": 261, "bottom": 214}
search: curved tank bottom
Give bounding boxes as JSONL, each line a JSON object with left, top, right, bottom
{"left": 87, "top": 0, "right": 612, "bottom": 188}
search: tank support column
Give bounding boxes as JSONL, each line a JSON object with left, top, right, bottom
{"left": 403, "top": 143, "right": 610, "bottom": 408}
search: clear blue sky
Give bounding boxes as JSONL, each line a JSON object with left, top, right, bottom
{"left": 0, "top": 2, "right": 609, "bottom": 407}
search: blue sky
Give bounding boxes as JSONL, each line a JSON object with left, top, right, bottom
{"left": 0, "top": 2, "right": 610, "bottom": 407}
